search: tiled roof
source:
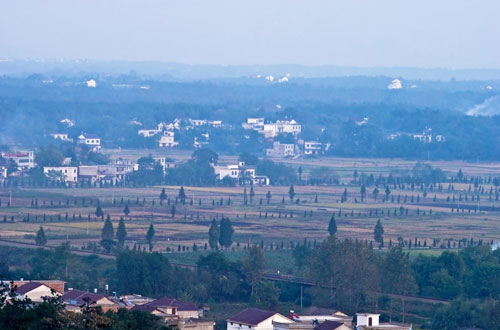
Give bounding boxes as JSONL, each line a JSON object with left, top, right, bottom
{"left": 314, "top": 321, "right": 344, "bottom": 330}
{"left": 62, "top": 289, "right": 106, "bottom": 305}
{"left": 16, "top": 282, "right": 44, "bottom": 295}
{"left": 130, "top": 304, "right": 158, "bottom": 313}
{"left": 228, "top": 308, "right": 277, "bottom": 326}
{"left": 146, "top": 297, "right": 197, "bottom": 311}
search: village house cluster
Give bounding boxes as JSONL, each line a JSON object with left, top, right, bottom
{"left": 388, "top": 128, "right": 445, "bottom": 143}
{"left": 0, "top": 149, "right": 175, "bottom": 185}
{"left": 213, "top": 161, "right": 270, "bottom": 185}
{"left": 4, "top": 279, "right": 412, "bottom": 330}
{"left": 137, "top": 118, "right": 222, "bottom": 149}
{"left": 243, "top": 118, "right": 329, "bottom": 158}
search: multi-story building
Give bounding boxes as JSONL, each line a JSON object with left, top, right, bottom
{"left": 304, "top": 141, "right": 322, "bottom": 155}
{"left": 78, "top": 133, "right": 101, "bottom": 152}
{"left": 213, "top": 162, "right": 269, "bottom": 185}
{"left": 189, "top": 119, "right": 223, "bottom": 128}
{"left": 1, "top": 151, "right": 35, "bottom": 170}
{"left": 43, "top": 167, "right": 78, "bottom": 183}
{"left": 50, "top": 133, "right": 72, "bottom": 142}
{"left": 159, "top": 131, "right": 178, "bottom": 148}
{"left": 266, "top": 142, "right": 295, "bottom": 157}
{"left": 228, "top": 308, "right": 293, "bottom": 330}
{"left": 243, "top": 118, "right": 301, "bottom": 138}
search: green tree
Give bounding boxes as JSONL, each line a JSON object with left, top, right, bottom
{"left": 298, "top": 166, "right": 303, "bottom": 181}
{"left": 116, "top": 218, "right": 127, "bottom": 248}
{"left": 35, "top": 145, "right": 64, "bottom": 167}
{"left": 243, "top": 246, "right": 266, "bottom": 295}
{"left": 178, "top": 186, "right": 186, "bottom": 204}
{"left": 292, "top": 244, "right": 311, "bottom": 270}
{"left": 328, "top": 215, "right": 337, "bottom": 236}
{"left": 208, "top": 219, "right": 219, "bottom": 249}
{"left": 95, "top": 205, "right": 104, "bottom": 219}
{"left": 374, "top": 219, "right": 384, "bottom": 246}
{"left": 159, "top": 188, "right": 167, "bottom": 201}
{"left": 219, "top": 217, "right": 234, "bottom": 248}
{"left": 385, "top": 186, "right": 391, "bottom": 200}
{"left": 382, "top": 247, "right": 417, "bottom": 322}
{"left": 101, "top": 217, "right": 115, "bottom": 252}
{"left": 249, "top": 186, "right": 255, "bottom": 204}
{"left": 35, "top": 226, "right": 47, "bottom": 246}
{"left": 360, "top": 184, "right": 366, "bottom": 201}
{"left": 266, "top": 191, "right": 272, "bottom": 204}
{"left": 123, "top": 205, "right": 130, "bottom": 216}
{"left": 146, "top": 223, "right": 155, "bottom": 252}
{"left": 170, "top": 205, "right": 176, "bottom": 218}
{"left": 288, "top": 185, "right": 295, "bottom": 203}
{"left": 372, "top": 188, "right": 379, "bottom": 201}
{"left": 253, "top": 280, "right": 280, "bottom": 310}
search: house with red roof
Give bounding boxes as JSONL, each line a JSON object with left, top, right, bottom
{"left": 62, "top": 288, "right": 118, "bottom": 312}
{"left": 14, "top": 281, "right": 60, "bottom": 303}
{"left": 227, "top": 308, "right": 293, "bottom": 330}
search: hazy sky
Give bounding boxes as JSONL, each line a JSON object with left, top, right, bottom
{"left": 1, "top": 0, "right": 500, "bottom": 68}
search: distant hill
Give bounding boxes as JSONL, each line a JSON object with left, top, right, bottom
{"left": 2, "top": 59, "right": 500, "bottom": 81}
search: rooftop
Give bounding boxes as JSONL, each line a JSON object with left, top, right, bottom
{"left": 15, "top": 282, "right": 44, "bottom": 295}
{"left": 228, "top": 308, "right": 278, "bottom": 326}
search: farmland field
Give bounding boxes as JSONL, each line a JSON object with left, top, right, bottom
{"left": 1, "top": 155, "right": 499, "bottom": 264}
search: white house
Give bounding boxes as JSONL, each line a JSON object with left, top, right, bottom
{"left": 213, "top": 164, "right": 241, "bottom": 179}
{"left": 356, "top": 313, "right": 410, "bottom": 329}
{"left": 138, "top": 129, "right": 162, "bottom": 137}
{"left": 1, "top": 151, "right": 35, "bottom": 170}
{"left": 242, "top": 118, "right": 265, "bottom": 130}
{"left": 304, "top": 141, "right": 327, "bottom": 156}
{"left": 189, "top": 119, "right": 223, "bottom": 128}
{"left": 0, "top": 167, "right": 7, "bottom": 179}
{"left": 213, "top": 162, "right": 269, "bottom": 185}
{"left": 78, "top": 133, "right": 101, "bottom": 152}
{"left": 228, "top": 308, "right": 293, "bottom": 330}
{"left": 86, "top": 79, "right": 97, "bottom": 88}
{"left": 43, "top": 167, "right": 78, "bottom": 183}
{"left": 50, "top": 133, "right": 72, "bottom": 142}
{"left": 266, "top": 142, "right": 295, "bottom": 157}
{"left": 153, "top": 157, "right": 175, "bottom": 172}
{"left": 159, "top": 131, "right": 178, "bottom": 148}
{"left": 243, "top": 118, "right": 301, "bottom": 138}
{"left": 15, "top": 282, "right": 60, "bottom": 303}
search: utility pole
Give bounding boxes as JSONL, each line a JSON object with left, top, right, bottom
{"left": 300, "top": 285, "right": 303, "bottom": 309}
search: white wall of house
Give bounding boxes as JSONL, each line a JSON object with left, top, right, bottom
{"left": 43, "top": 167, "right": 78, "bottom": 183}
{"left": 356, "top": 313, "right": 379, "bottom": 326}
{"left": 22, "top": 285, "right": 59, "bottom": 303}
{"left": 228, "top": 314, "right": 292, "bottom": 330}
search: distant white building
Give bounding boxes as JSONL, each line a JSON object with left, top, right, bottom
{"left": 266, "top": 142, "right": 295, "bottom": 157}
{"left": 43, "top": 167, "right": 78, "bottom": 183}
{"left": 304, "top": 141, "right": 324, "bottom": 155}
{"left": 242, "top": 118, "right": 265, "bottom": 130}
{"left": 153, "top": 156, "right": 175, "bottom": 172}
{"left": 158, "top": 131, "right": 178, "bottom": 148}
{"left": 243, "top": 118, "right": 301, "bottom": 138}
{"left": 78, "top": 164, "right": 133, "bottom": 184}
{"left": 356, "top": 313, "right": 411, "bottom": 329}
{"left": 60, "top": 118, "right": 75, "bottom": 127}
{"left": 78, "top": 133, "right": 101, "bottom": 152}
{"left": 1, "top": 151, "right": 35, "bottom": 170}
{"left": 388, "top": 79, "right": 402, "bottom": 90}
{"left": 0, "top": 167, "right": 7, "bottom": 179}
{"left": 86, "top": 79, "right": 97, "bottom": 88}
{"left": 228, "top": 308, "right": 293, "bottom": 330}
{"left": 189, "top": 119, "right": 223, "bottom": 128}
{"left": 50, "top": 133, "right": 72, "bottom": 142}
{"left": 213, "top": 161, "right": 269, "bottom": 185}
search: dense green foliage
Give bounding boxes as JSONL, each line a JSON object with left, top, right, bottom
{"left": 1, "top": 75, "right": 499, "bottom": 161}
